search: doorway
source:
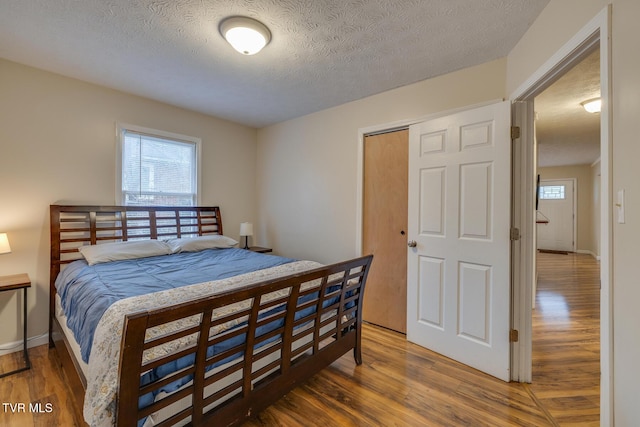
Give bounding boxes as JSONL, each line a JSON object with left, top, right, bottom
{"left": 536, "top": 178, "right": 576, "bottom": 253}
{"left": 526, "top": 46, "right": 602, "bottom": 423}
{"left": 510, "top": 7, "right": 611, "bottom": 424}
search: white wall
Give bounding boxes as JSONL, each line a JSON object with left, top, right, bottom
{"left": 506, "top": 0, "right": 608, "bottom": 96}
{"left": 0, "top": 58, "right": 257, "bottom": 349}
{"left": 256, "top": 58, "right": 507, "bottom": 264}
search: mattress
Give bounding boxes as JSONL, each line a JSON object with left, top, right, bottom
{"left": 55, "top": 294, "right": 89, "bottom": 378}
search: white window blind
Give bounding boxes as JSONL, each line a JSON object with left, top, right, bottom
{"left": 119, "top": 126, "right": 200, "bottom": 206}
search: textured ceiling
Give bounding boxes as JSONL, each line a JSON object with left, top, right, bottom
{"left": 535, "top": 49, "right": 601, "bottom": 167}
{"left": 0, "top": 0, "right": 549, "bottom": 128}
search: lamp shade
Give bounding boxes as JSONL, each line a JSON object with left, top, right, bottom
{"left": 0, "top": 233, "right": 11, "bottom": 254}
{"left": 220, "top": 16, "right": 271, "bottom": 55}
{"left": 240, "top": 222, "right": 254, "bottom": 237}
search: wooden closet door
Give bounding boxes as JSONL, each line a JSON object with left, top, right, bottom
{"left": 362, "top": 129, "right": 408, "bottom": 333}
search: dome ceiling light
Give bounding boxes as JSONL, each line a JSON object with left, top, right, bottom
{"left": 219, "top": 16, "right": 271, "bottom": 56}
{"left": 581, "top": 97, "right": 601, "bottom": 113}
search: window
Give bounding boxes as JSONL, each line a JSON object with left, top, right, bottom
{"left": 117, "top": 124, "right": 200, "bottom": 206}
{"left": 539, "top": 185, "right": 565, "bottom": 200}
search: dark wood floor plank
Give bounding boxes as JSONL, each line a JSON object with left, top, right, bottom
{"left": 0, "top": 345, "right": 79, "bottom": 427}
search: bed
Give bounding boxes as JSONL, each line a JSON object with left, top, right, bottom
{"left": 49, "top": 205, "right": 373, "bottom": 427}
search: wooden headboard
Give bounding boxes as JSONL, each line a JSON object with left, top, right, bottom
{"left": 49, "top": 205, "right": 223, "bottom": 331}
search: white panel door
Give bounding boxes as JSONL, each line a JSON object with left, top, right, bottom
{"left": 536, "top": 179, "right": 575, "bottom": 252}
{"left": 407, "top": 101, "right": 511, "bottom": 381}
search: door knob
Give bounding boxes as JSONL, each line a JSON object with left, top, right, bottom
{"left": 407, "top": 240, "right": 417, "bottom": 248}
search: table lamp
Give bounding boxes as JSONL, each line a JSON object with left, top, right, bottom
{"left": 0, "top": 233, "right": 11, "bottom": 255}
{"left": 239, "top": 223, "right": 253, "bottom": 250}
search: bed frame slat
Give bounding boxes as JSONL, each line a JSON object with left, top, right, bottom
{"left": 116, "top": 256, "right": 372, "bottom": 426}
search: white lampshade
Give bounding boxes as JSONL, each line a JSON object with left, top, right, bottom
{"left": 220, "top": 16, "right": 271, "bottom": 55}
{"left": 240, "top": 222, "right": 254, "bottom": 237}
{"left": 0, "top": 233, "right": 11, "bottom": 255}
{"left": 581, "top": 98, "right": 601, "bottom": 113}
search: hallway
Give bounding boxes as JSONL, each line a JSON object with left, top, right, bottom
{"left": 530, "top": 252, "right": 600, "bottom": 426}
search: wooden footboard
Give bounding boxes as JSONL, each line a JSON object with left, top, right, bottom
{"left": 117, "top": 255, "right": 372, "bottom": 427}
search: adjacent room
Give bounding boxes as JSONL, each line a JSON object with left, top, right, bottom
{"left": 531, "top": 46, "right": 602, "bottom": 425}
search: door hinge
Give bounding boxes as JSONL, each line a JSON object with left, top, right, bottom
{"left": 511, "top": 126, "right": 521, "bottom": 139}
{"left": 510, "top": 227, "right": 520, "bottom": 241}
{"left": 509, "top": 329, "right": 519, "bottom": 342}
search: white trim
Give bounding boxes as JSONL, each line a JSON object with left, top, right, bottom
{"left": 357, "top": 98, "right": 503, "bottom": 138}
{"left": 509, "top": 10, "right": 604, "bottom": 101}
{"left": 511, "top": 99, "right": 536, "bottom": 382}
{"left": 599, "top": 8, "right": 613, "bottom": 424}
{"left": 0, "top": 333, "right": 49, "bottom": 357}
{"left": 576, "top": 249, "right": 599, "bottom": 259}
{"left": 115, "top": 122, "right": 202, "bottom": 206}
{"left": 510, "top": 6, "right": 612, "bottom": 425}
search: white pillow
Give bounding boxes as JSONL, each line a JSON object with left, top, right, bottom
{"left": 166, "top": 235, "right": 238, "bottom": 253}
{"left": 78, "top": 240, "right": 173, "bottom": 265}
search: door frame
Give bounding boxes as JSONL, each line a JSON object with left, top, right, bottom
{"left": 537, "top": 177, "right": 577, "bottom": 252}
{"left": 510, "top": 6, "right": 612, "bottom": 425}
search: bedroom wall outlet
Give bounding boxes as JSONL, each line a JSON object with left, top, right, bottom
{"left": 616, "top": 189, "right": 625, "bottom": 224}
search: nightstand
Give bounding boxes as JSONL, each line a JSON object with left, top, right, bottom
{"left": 0, "top": 273, "right": 31, "bottom": 378}
{"left": 248, "top": 246, "right": 272, "bottom": 254}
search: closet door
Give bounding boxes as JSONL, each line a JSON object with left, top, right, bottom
{"left": 362, "top": 129, "right": 408, "bottom": 333}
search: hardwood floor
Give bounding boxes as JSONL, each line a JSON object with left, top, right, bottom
{"left": 0, "top": 252, "right": 599, "bottom": 426}
{"left": 246, "top": 325, "right": 549, "bottom": 427}
{"left": 0, "top": 345, "right": 79, "bottom": 426}
{"left": 529, "top": 252, "right": 600, "bottom": 426}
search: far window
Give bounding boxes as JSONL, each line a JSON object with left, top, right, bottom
{"left": 117, "top": 124, "right": 200, "bottom": 206}
{"left": 539, "top": 185, "right": 565, "bottom": 200}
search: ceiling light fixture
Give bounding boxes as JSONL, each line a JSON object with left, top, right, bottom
{"left": 219, "top": 16, "right": 271, "bottom": 56}
{"left": 581, "top": 98, "right": 602, "bottom": 113}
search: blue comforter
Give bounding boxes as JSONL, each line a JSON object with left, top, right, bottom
{"left": 55, "top": 248, "right": 295, "bottom": 363}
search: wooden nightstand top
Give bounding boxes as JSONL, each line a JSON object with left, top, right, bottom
{"left": 249, "top": 246, "right": 273, "bottom": 254}
{"left": 0, "top": 273, "right": 31, "bottom": 291}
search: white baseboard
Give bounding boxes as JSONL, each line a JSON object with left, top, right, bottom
{"left": 576, "top": 249, "right": 599, "bottom": 260}
{"left": 0, "top": 333, "right": 49, "bottom": 357}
